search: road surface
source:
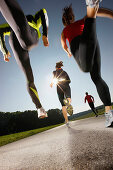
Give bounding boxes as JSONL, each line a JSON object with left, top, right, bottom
{"left": 0, "top": 115, "right": 113, "bottom": 170}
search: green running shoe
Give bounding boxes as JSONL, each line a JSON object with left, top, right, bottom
{"left": 63, "top": 98, "right": 73, "bottom": 116}
{"left": 67, "top": 104, "right": 73, "bottom": 116}
{"left": 63, "top": 98, "right": 69, "bottom": 105}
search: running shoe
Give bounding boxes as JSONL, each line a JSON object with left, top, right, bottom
{"left": 67, "top": 105, "right": 73, "bottom": 116}
{"left": 105, "top": 110, "right": 113, "bottom": 127}
{"left": 63, "top": 98, "right": 70, "bottom": 105}
{"left": 38, "top": 107, "right": 48, "bottom": 119}
{"left": 63, "top": 98, "right": 73, "bottom": 116}
{"left": 85, "top": 0, "right": 102, "bottom": 8}
{"left": 65, "top": 122, "right": 70, "bottom": 128}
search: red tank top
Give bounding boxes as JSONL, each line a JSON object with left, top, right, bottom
{"left": 63, "top": 19, "right": 84, "bottom": 44}
{"left": 85, "top": 95, "right": 93, "bottom": 103}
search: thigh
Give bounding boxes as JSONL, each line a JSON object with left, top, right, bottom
{"left": 70, "top": 18, "right": 97, "bottom": 72}
{"left": 90, "top": 41, "right": 101, "bottom": 79}
{"left": 57, "top": 86, "right": 65, "bottom": 106}
{"left": 70, "top": 36, "right": 81, "bottom": 67}
{"left": 64, "top": 84, "right": 71, "bottom": 98}
{"left": 9, "top": 31, "right": 34, "bottom": 82}
{"left": 79, "top": 38, "right": 96, "bottom": 72}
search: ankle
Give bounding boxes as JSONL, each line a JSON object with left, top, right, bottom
{"left": 105, "top": 106, "right": 112, "bottom": 113}
{"left": 87, "top": 6, "right": 98, "bottom": 18}
{"left": 65, "top": 120, "right": 68, "bottom": 123}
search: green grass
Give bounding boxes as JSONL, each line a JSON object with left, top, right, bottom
{"left": 0, "top": 123, "right": 63, "bottom": 147}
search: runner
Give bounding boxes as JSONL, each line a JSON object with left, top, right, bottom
{"left": 0, "top": 0, "right": 49, "bottom": 119}
{"left": 50, "top": 61, "right": 73, "bottom": 127}
{"left": 61, "top": 1, "right": 113, "bottom": 127}
{"left": 85, "top": 92, "right": 98, "bottom": 117}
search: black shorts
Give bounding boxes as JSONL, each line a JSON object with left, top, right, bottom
{"left": 57, "top": 83, "right": 71, "bottom": 106}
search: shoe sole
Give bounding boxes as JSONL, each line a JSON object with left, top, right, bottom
{"left": 106, "top": 121, "right": 113, "bottom": 128}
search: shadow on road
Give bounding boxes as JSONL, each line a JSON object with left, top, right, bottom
{"left": 67, "top": 124, "right": 113, "bottom": 170}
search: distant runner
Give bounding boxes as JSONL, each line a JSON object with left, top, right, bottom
{"left": 85, "top": 92, "right": 98, "bottom": 117}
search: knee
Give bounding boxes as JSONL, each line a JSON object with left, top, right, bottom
{"left": 27, "top": 81, "right": 35, "bottom": 88}
{"left": 17, "top": 28, "right": 38, "bottom": 50}
{"left": 91, "top": 74, "right": 101, "bottom": 84}
{"left": 79, "top": 60, "right": 91, "bottom": 72}
{"left": 80, "top": 65, "right": 90, "bottom": 73}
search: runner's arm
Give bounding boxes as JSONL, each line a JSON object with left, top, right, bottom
{"left": 0, "top": 34, "right": 8, "bottom": 56}
{"left": 91, "top": 96, "right": 94, "bottom": 102}
{"left": 61, "top": 31, "right": 72, "bottom": 57}
{"left": 84, "top": 97, "right": 86, "bottom": 103}
{"left": 0, "top": 24, "right": 11, "bottom": 62}
{"left": 35, "top": 9, "right": 49, "bottom": 46}
{"left": 97, "top": 8, "right": 113, "bottom": 19}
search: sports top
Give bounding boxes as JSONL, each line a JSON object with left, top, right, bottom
{"left": 53, "top": 68, "right": 71, "bottom": 85}
{"left": 63, "top": 19, "right": 84, "bottom": 44}
{"left": 85, "top": 95, "right": 94, "bottom": 103}
{"left": 0, "top": 8, "right": 48, "bottom": 56}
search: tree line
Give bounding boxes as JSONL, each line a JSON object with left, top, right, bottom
{"left": 0, "top": 109, "right": 64, "bottom": 136}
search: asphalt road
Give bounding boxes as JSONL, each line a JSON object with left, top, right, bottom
{"left": 0, "top": 115, "right": 113, "bottom": 170}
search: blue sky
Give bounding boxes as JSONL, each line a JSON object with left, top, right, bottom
{"left": 0, "top": 0, "right": 113, "bottom": 114}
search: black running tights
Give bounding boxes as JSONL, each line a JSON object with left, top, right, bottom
{"left": 70, "top": 18, "right": 111, "bottom": 106}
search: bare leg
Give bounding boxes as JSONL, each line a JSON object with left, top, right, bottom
{"left": 62, "top": 106, "right": 68, "bottom": 123}
{"left": 87, "top": 5, "right": 99, "bottom": 18}
{"left": 105, "top": 106, "right": 112, "bottom": 112}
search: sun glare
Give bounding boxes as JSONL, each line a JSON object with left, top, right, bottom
{"left": 52, "top": 78, "right": 58, "bottom": 85}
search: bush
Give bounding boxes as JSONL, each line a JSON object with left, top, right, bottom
{"left": 0, "top": 109, "right": 64, "bottom": 136}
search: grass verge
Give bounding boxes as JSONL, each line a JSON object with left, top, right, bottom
{"left": 0, "top": 123, "right": 63, "bottom": 147}
{"left": 72, "top": 108, "right": 105, "bottom": 121}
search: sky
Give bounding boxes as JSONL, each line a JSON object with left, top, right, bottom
{"left": 0, "top": 0, "right": 113, "bottom": 114}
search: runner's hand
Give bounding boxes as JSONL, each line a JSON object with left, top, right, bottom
{"left": 68, "top": 51, "right": 72, "bottom": 58}
{"left": 50, "top": 83, "right": 53, "bottom": 88}
{"left": 42, "top": 35, "right": 49, "bottom": 47}
{"left": 4, "top": 51, "right": 11, "bottom": 62}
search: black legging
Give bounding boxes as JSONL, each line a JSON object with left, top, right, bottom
{"left": 70, "top": 18, "right": 111, "bottom": 106}
{"left": 89, "top": 102, "right": 98, "bottom": 115}
{"left": 9, "top": 30, "right": 42, "bottom": 109}
{"left": 0, "top": 0, "right": 42, "bottom": 109}
{"left": 57, "top": 84, "right": 71, "bottom": 106}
